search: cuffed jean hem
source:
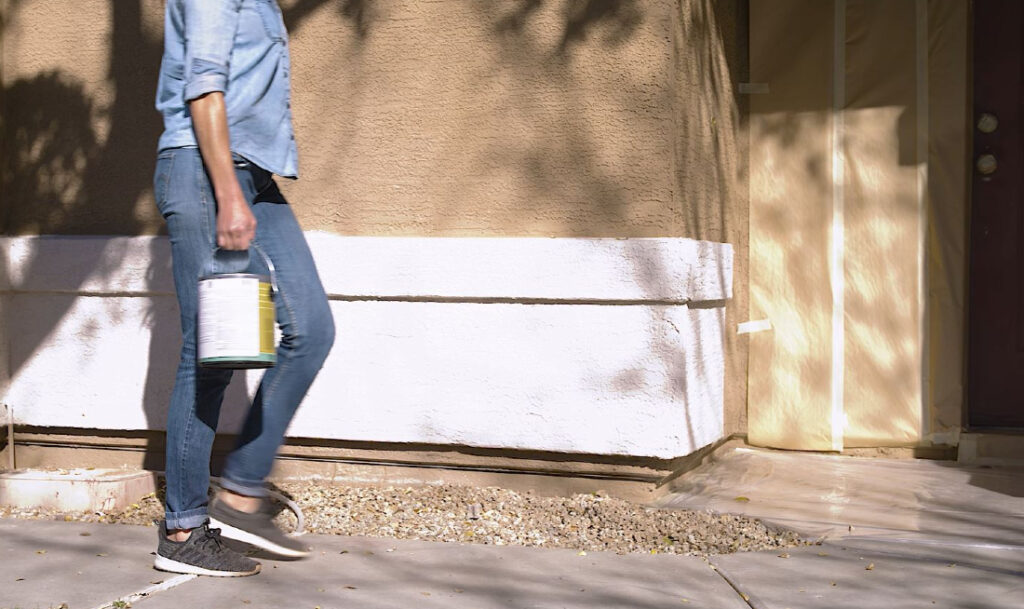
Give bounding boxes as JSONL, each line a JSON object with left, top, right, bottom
{"left": 218, "top": 475, "right": 268, "bottom": 498}
{"left": 164, "top": 507, "right": 209, "bottom": 531}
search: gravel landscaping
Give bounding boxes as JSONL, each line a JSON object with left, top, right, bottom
{"left": 0, "top": 481, "right": 809, "bottom": 557}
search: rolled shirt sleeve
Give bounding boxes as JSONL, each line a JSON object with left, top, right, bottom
{"left": 183, "top": 0, "right": 243, "bottom": 102}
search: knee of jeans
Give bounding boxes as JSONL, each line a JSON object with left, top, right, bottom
{"left": 310, "top": 309, "right": 336, "bottom": 363}
{"left": 290, "top": 305, "right": 335, "bottom": 364}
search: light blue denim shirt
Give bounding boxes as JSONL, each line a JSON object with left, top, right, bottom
{"left": 156, "top": 0, "right": 298, "bottom": 178}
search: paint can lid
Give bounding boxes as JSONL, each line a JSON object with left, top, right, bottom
{"left": 198, "top": 272, "right": 270, "bottom": 282}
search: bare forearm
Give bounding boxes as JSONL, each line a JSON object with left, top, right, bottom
{"left": 190, "top": 92, "right": 242, "bottom": 202}
{"left": 189, "top": 92, "right": 255, "bottom": 250}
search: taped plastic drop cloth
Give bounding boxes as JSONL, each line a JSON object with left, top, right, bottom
{"left": 656, "top": 448, "right": 1024, "bottom": 549}
{"left": 748, "top": 0, "right": 968, "bottom": 450}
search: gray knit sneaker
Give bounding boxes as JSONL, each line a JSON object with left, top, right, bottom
{"left": 209, "top": 496, "right": 311, "bottom": 558}
{"left": 154, "top": 522, "right": 261, "bottom": 577}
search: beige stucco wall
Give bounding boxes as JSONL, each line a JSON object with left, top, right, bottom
{"left": 1, "top": 0, "right": 749, "bottom": 441}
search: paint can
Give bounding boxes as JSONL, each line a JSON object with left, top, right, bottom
{"left": 197, "top": 246, "right": 277, "bottom": 369}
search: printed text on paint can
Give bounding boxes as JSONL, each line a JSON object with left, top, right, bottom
{"left": 198, "top": 276, "right": 263, "bottom": 361}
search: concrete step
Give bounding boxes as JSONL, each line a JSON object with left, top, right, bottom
{"left": 0, "top": 468, "right": 157, "bottom": 512}
{"left": 958, "top": 432, "right": 1024, "bottom": 466}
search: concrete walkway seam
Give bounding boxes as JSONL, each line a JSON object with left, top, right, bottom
{"left": 86, "top": 573, "right": 197, "bottom": 609}
{"left": 708, "top": 560, "right": 763, "bottom": 609}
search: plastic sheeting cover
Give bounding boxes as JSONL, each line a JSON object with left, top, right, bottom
{"left": 748, "top": 0, "right": 968, "bottom": 450}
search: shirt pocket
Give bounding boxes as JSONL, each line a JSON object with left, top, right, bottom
{"left": 254, "top": 0, "right": 286, "bottom": 42}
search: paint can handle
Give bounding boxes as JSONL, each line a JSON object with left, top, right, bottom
{"left": 210, "top": 245, "right": 279, "bottom": 295}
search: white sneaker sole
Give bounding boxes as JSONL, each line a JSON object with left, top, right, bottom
{"left": 209, "top": 517, "right": 310, "bottom": 558}
{"left": 153, "top": 555, "right": 261, "bottom": 577}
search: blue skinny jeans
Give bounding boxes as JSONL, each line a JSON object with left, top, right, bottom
{"left": 154, "top": 147, "right": 334, "bottom": 530}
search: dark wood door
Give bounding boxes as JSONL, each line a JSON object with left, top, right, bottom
{"left": 969, "top": 0, "right": 1024, "bottom": 428}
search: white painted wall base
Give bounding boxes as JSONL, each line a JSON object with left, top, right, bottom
{"left": 0, "top": 234, "right": 732, "bottom": 459}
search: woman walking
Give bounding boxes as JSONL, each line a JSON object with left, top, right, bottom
{"left": 151, "top": 0, "right": 334, "bottom": 576}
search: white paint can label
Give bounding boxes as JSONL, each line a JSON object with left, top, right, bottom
{"left": 197, "top": 273, "right": 276, "bottom": 368}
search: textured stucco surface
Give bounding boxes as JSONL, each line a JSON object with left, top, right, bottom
{"left": 0, "top": 0, "right": 749, "bottom": 440}
{"left": 1, "top": 0, "right": 746, "bottom": 240}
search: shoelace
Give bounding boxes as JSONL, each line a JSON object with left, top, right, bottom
{"left": 199, "top": 525, "right": 227, "bottom": 552}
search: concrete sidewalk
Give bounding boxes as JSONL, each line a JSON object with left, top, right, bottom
{"left": 3, "top": 449, "right": 1023, "bottom": 609}
{"left": 2, "top": 519, "right": 746, "bottom": 609}
{"left": 3, "top": 516, "right": 1022, "bottom": 609}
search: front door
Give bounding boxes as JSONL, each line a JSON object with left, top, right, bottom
{"left": 968, "top": 0, "right": 1024, "bottom": 428}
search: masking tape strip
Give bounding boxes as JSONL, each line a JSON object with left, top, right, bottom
{"left": 738, "top": 319, "right": 773, "bottom": 335}
{"left": 830, "top": 0, "right": 847, "bottom": 453}
{"left": 916, "top": 0, "right": 931, "bottom": 438}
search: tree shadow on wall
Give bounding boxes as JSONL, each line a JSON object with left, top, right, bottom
{"left": 0, "top": 0, "right": 362, "bottom": 473}
{"left": 283, "top": 0, "right": 371, "bottom": 37}
{"left": 495, "top": 0, "right": 643, "bottom": 51}
{"left": 2, "top": 0, "right": 745, "bottom": 474}
{"left": 2, "top": 4, "right": 160, "bottom": 236}
{"left": 2, "top": 73, "right": 98, "bottom": 231}
{"left": 279, "top": 0, "right": 738, "bottom": 454}
{"left": 484, "top": 0, "right": 746, "bottom": 451}
{"left": 1, "top": 1, "right": 175, "bottom": 474}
